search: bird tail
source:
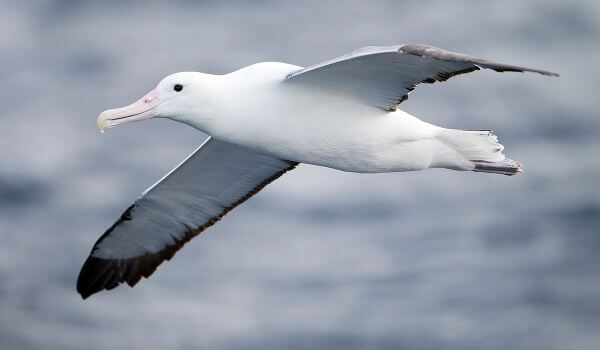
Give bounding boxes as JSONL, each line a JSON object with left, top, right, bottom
{"left": 436, "top": 129, "right": 523, "bottom": 176}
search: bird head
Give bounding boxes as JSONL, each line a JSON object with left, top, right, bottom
{"left": 97, "top": 72, "right": 218, "bottom": 132}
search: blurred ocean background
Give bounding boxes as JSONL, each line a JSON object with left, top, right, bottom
{"left": 1, "top": 1, "right": 599, "bottom": 349}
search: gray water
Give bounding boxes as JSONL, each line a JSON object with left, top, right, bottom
{"left": 1, "top": 1, "right": 599, "bottom": 349}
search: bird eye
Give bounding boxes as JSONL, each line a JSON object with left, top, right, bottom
{"left": 173, "top": 84, "right": 183, "bottom": 92}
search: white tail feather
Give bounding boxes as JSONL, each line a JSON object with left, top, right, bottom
{"left": 436, "top": 129, "right": 522, "bottom": 176}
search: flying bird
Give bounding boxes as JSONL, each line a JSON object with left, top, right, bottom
{"left": 78, "top": 44, "right": 558, "bottom": 299}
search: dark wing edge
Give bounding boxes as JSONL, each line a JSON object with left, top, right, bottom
{"left": 399, "top": 44, "right": 559, "bottom": 77}
{"left": 76, "top": 161, "right": 298, "bottom": 299}
{"left": 394, "top": 44, "right": 559, "bottom": 109}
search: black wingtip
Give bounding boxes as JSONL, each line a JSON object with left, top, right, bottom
{"left": 76, "top": 252, "right": 171, "bottom": 300}
{"left": 76, "top": 256, "right": 114, "bottom": 299}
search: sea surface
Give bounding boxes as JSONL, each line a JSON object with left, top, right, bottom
{"left": 1, "top": 1, "right": 599, "bottom": 349}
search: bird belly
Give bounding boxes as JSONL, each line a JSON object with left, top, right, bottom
{"left": 221, "top": 106, "right": 439, "bottom": 173}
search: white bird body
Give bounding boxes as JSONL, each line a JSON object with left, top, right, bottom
{"left": 175, "top": 63, "right": 454, "bottom": 173}
{"left": 79, "top": 44, "right": 558, "bottom": 299}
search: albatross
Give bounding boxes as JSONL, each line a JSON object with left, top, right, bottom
{"left": 78, "top": 44, "right": 558, "bottom": 299}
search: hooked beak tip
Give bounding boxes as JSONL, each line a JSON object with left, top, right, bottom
{"left": 97, "top": 111, "right": 108, "bottom": 133}
{"left": 95, "top": 88, "right": 159, "bottom": 133}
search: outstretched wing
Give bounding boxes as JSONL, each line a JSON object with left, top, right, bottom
{"left": 77, "top": 137, "right": 297, "bottom": 299}
{"left": 284, "top": 44, "right": 558, "bottom": 111}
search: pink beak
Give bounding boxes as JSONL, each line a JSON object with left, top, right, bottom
{"left": 97, "top": 89, "right": 160, "bottom": 132}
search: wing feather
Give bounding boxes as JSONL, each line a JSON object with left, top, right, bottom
{"left": 77, "top": 138, "right": 297, "bottom": 299}
{"left": 284, "top": 44, "right": 558, "bottom": 111}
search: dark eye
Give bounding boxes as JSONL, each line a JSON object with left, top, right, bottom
{"left": 173, "top": 84, "right": 183, "bottom": 92}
